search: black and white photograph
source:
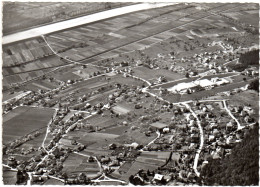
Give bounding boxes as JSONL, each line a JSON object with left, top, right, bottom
{"left": 1, "top": 1, "right": 259, "bottom": 185}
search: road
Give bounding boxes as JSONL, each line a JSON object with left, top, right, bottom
{"left": 182, "top": 103, "right": 203, "bottom": 177}
{"left": 223, "top": 100, "right": 242, "bottom": 130}
{"left": 3, "top": 3, "right": 175, "bottom": 45}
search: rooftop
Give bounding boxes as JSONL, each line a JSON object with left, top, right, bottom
{"left": 150, "top": 122, "right": 168, "bottom": 129}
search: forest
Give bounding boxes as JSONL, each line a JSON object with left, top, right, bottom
{"left": 201, "top": 123, "right": 259, "bottom": 186}
{"left": 229, "top": 49, "right": 259, "bottom": 71}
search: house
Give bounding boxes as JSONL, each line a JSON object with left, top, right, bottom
{"left": 154, "top": 174, "right": 164, "bottom": 181}
{"left": 120, "top": 61, "right": 129, "bottom": 67}
{"left": 149, "top": 122, "right": 168, "bottom": 132}
{"left": 226, "top": 136, "right": 236, "bottom": 144}
{"left": 191, "top": 134, "right": 200, "bottom": 143}
{"left": 226, "top": 121, "right": 234, "bottom": 131}
{"left": 209, "top": 135, "right": 215, "bottom": 142}
{"left": 158, "top": 76, "right": 167, "bottom": 83}
{"left": 243, "top": 106, "right": 254, "bottom": 115}
{"left": 211, "top": 77, "right": 230, "bottom": 86}
{"left": 136, "top": 60, "right": 143, "bottom": 66}
{"left": 163, "top": 127, "right": 170, "bottom": 133}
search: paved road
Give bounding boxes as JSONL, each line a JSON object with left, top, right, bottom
{"left": 182, "top": 102, "right": 203, "bottom": 177}
{"left": 3, "top": 3, "right": 175, "bottom": 45}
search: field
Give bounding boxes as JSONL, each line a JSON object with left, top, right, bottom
{"left": 2, "top": 169, "right": 17, "bottom": 185}
{"left": 221, "top": 3, "right": 259, "bottom": 27}
{"left": 3, "top": 2, "right": 131, "bottom": 35}
{"left": 2, "top": 3, "right": 249, "bottom": 89}
{"left": 112, "top": 105, "right": 131, "bottom": 115}
{"left": 109, "top": 74, "right": 145, "bottom": 87}
{"left": 62, "top": 152, "right": 100, "bottom": 177}
{"left": 101, "top": 126, "right": 129, "bottom": 135}
{"left": 132, "top": 66, "right": 184, "bottom": 82}
{"left": 60, "top": 128, "right": 120, "bottom": 149}
{"left": 118, "top": 152, "right": 173, "bottom": 182}
{"left": 3, "top": 106, "right": 55, "bottom": 144}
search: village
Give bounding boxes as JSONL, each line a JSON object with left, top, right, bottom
{"left": 2, "top": 2, "right": 259, "bottom": 186}
{"left": 2, "top": 36, "right": 258, "bottom": 185}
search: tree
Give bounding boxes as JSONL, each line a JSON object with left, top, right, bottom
{"left": 201, "top": 123, "right": 259, "bottom": 186}
{"left": 248, "top": 79, "right": 259, "bottom": 92}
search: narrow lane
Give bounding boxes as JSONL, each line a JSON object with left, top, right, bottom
{"left": 182, "top": 102, "right": 203, "bottom": 177}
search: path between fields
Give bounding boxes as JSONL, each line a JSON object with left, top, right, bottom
{"left": 42, "top": 109, "right": 58, "bottom": 152}
{"left": 3, "top": 3, "right": 176, "bottom": 45}
{"left": 140, "top": 131, "right": 161, "bottom": 152}
{"left": 42, "top": 35, "right": 107, "bottom": 69}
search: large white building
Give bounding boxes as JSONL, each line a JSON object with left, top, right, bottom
{"left": 168, "top": 82, "right": 197, "bottom": 94}
{"left": 168, "top": 77, "right": 230, "bottom": 94}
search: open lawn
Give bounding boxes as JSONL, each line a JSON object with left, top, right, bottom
{"left": 60, "top": 130, "right": 120, "bottom": 148}
{"left": 115, "top": 130, "right": 156, "bottom": 145}
{"left": 3, "top": 106, "right": 55, "bottom": 144}
{"left": 109, "top": 74, "right": 145, "bottom": 86}
{"left": 85, "top": 114, "right": 119, "bottom": 129}
{"left": 101, "top": 125, "right": 130, "bottom": 135}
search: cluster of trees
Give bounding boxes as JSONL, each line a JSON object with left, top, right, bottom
{"left": 248, "top": 79, "right": 259, "bottom": 92}
{"left": 239, "top": 49, "right": 259, "bottom": 66}
{"left": 229, "top": 49, "right": 259, "bottom": 71}
{"left": 201, "top": 123, "right": 259, "bottom": 186}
